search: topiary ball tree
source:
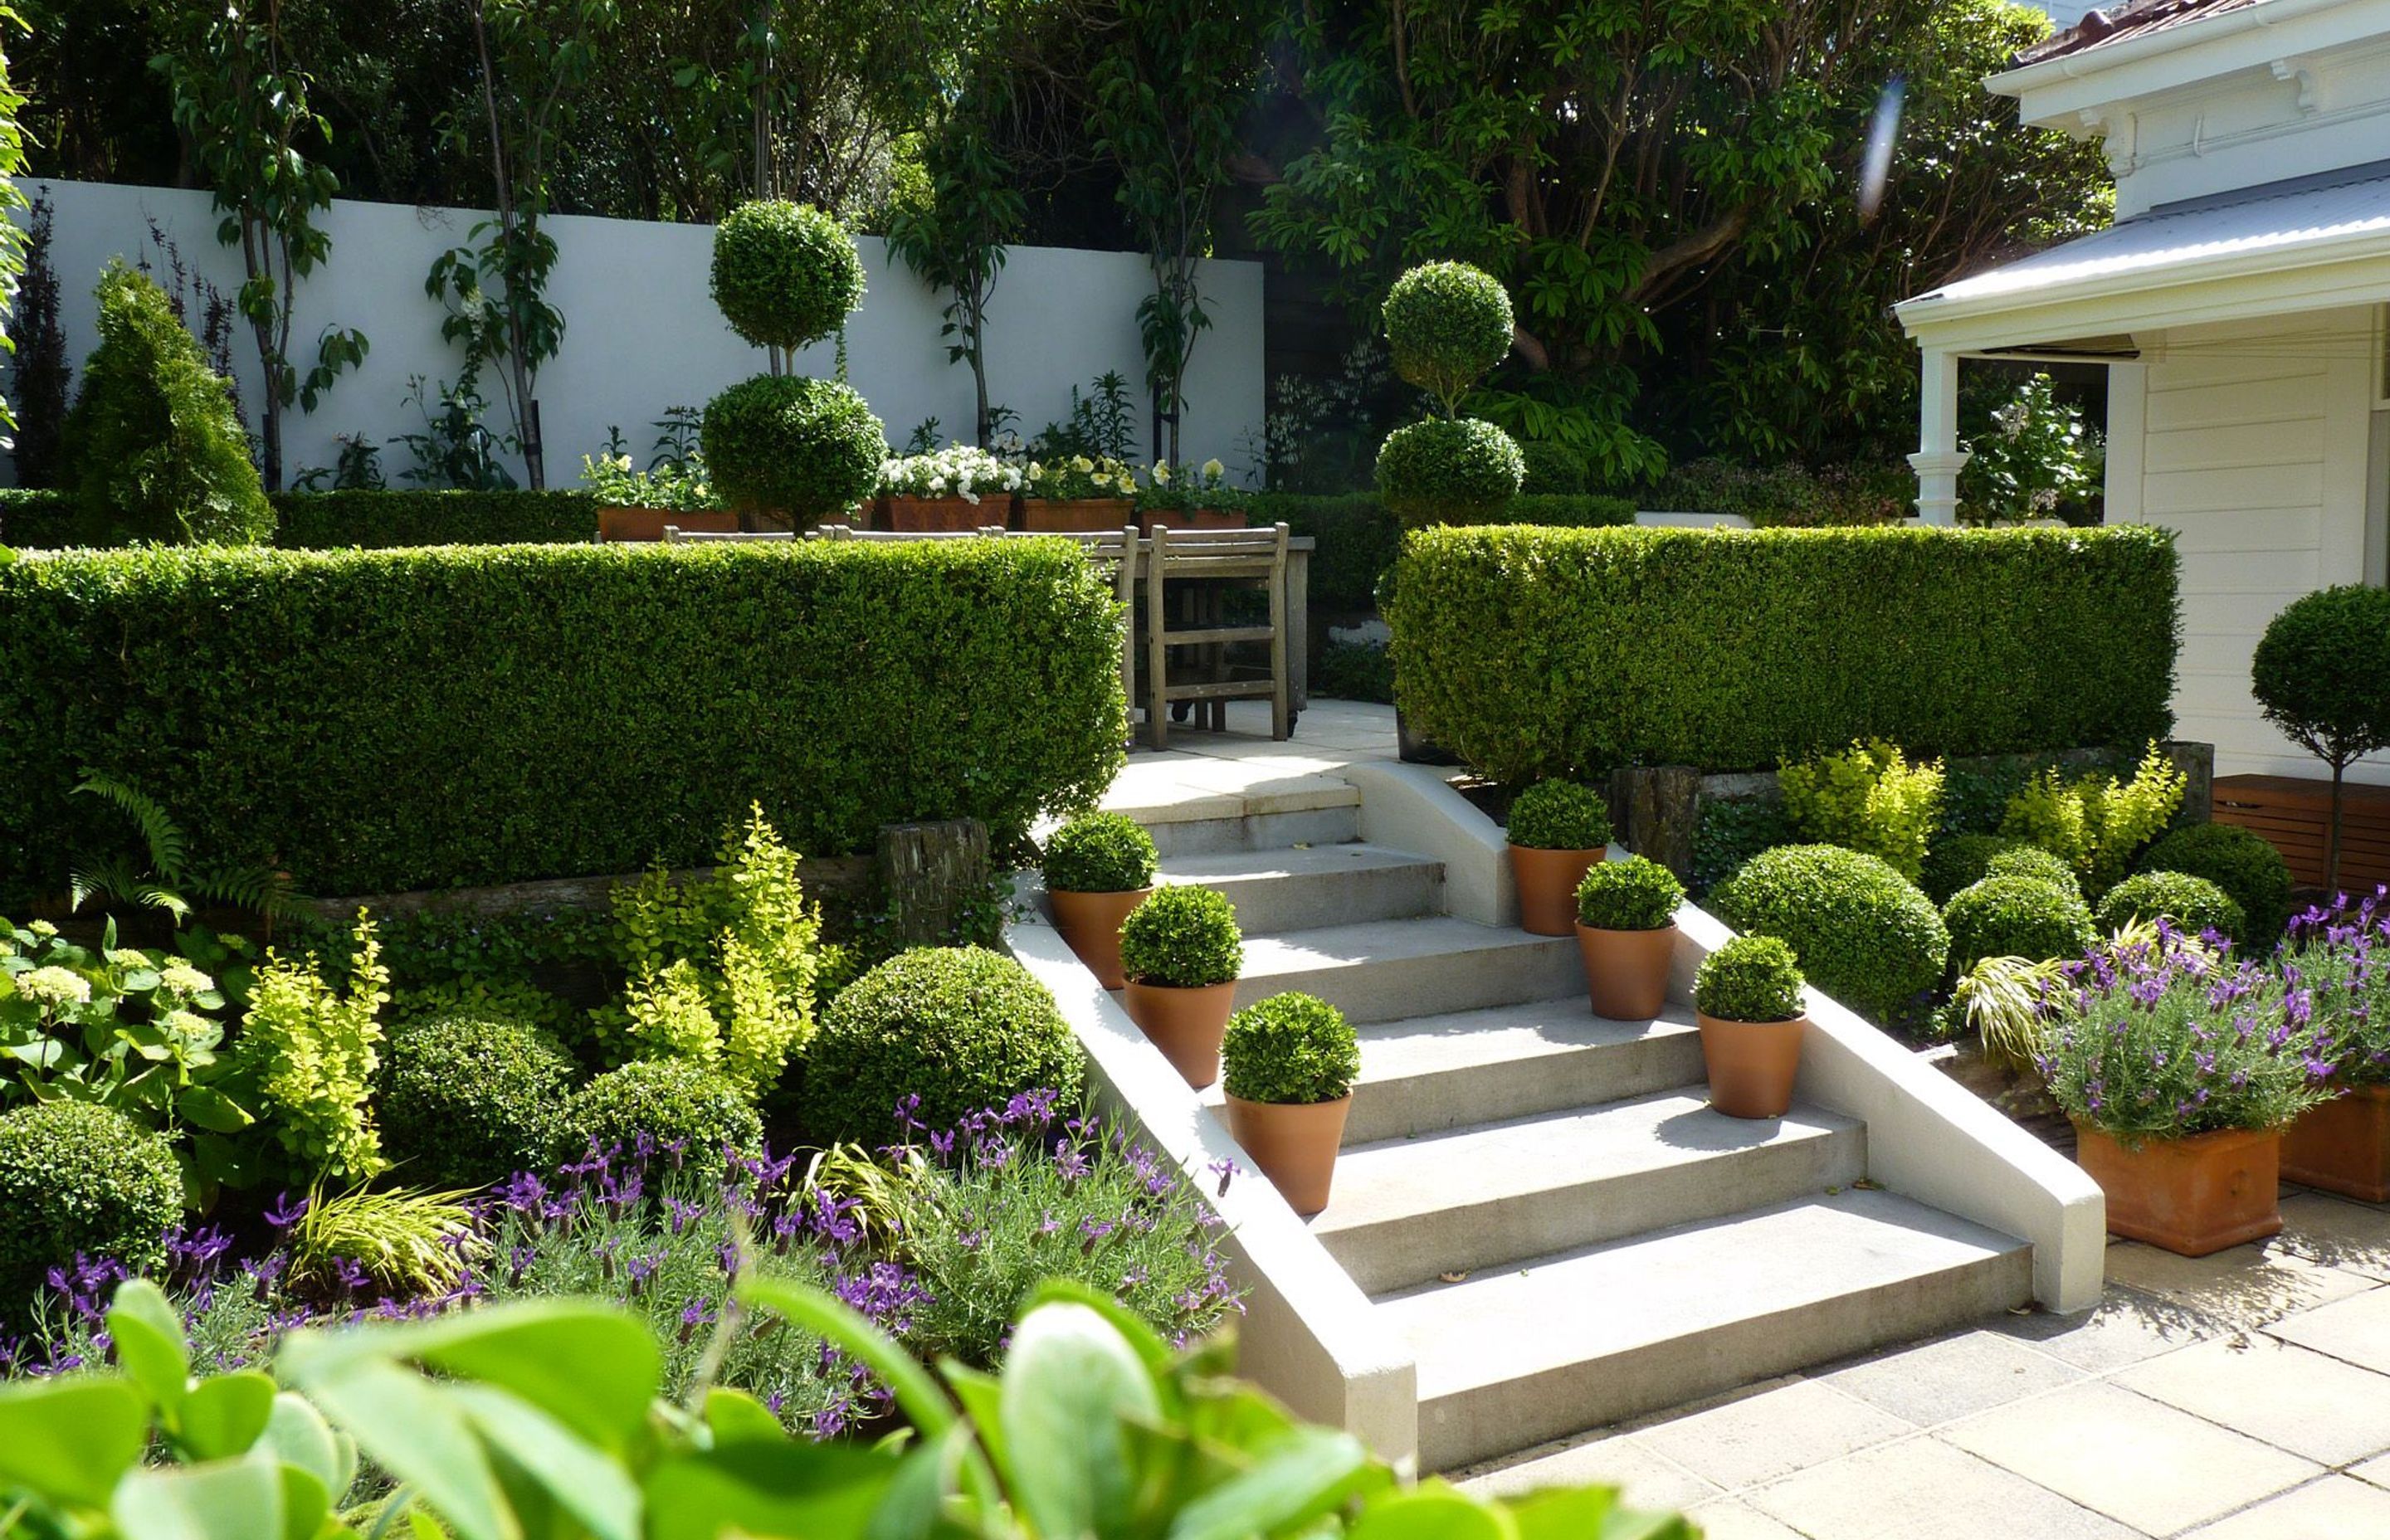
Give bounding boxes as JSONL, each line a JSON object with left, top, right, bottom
{"left": 1383, "top": 261, "right": 1514, "bottom": 415}
{"left": 701, "top": 373, "right": 886, "bottom": 525}
{"left": 1376, "top": 417, "right": 1525, "bottom": 528}
{"left": 2252, "top": 584, "right": 2390, "bottom": 891}
{"left": 711, "top": 200, "right": 866, "bottom": 354}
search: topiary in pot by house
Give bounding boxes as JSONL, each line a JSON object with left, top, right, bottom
{"left": 1375, "top": 417, "right": 1525, "bottom": 528}
{"left": 0, "top": 1101, "right": 182, "bottom": 1318}
{"left": 2096, "top": 870, "right": 2246, "bottom": 944}
{"left": 1042, "top": 811, "right": 1162, "bottom": 990}
{"left": 700, "top": 373, "right": 885, "bottom": 526}
{"left": 1691, "top": 934, "right": 1808, "bottom": 1119}
{"left": 63, "top": 261, "right": 273, "bottom": 546}
{"left": 2252, "top": 584, "right": 2390, "bottom": 892}
{"left": 1710, "top": 844, "right": 1948, "bottom": 1031}
{"left": 1941, "top": 875, "right": 2098, "bottom": 975}
{"left": 1374, "top": 260, "right": 1522, "bottom": 527}
{"left": 1574, "top": 855, "right": 1685, "bottom": 1021}
{"left": 2139, "top": 823, "right": 2296, "bottom": 949}
{"left": 1919, "top": 832, "right": 2027, "bottom": 906}
{"left": 568, "top": 1057, "right": 763, "bottom": 1158}
{"left": 800, "top": 946, "right": 1085, "bottom": 1146}
{"left": 1119, "top": 885, "right": 1245, "bottom": 1087}
{"left": 1222, "top": 992, "right": 1360, "bottom": 1215}
{"left": 710, "top": 201, "right": 866, "bottom": 354}
{"left": 1507, "top": 779, "right": 1613, "bottom": 936}
{"left": 1984, "top": 845, "right": 2083, "bottom": 899}
{"left": 380, "top": 1013, "right": 579, "bottom": 1189}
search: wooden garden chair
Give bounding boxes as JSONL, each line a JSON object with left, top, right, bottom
{"left": 1143, "top": 522, "right": 1291, "bottom": 750}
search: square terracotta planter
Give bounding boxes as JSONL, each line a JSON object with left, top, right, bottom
{"left": 1022, "top": 498, "right": 1132, "bottom": 533}
{"left": 597, "top": 506, "right": 739, "bottom": 543}
{"left": 880, "top": 495, "right": 996, "bottom": 532}
{"left": 1139, "top": 506, "right": 1248, "bottom": 532}
{"left": 2073, "top": 1123, "right": 2283, "bottom": 1256}
{"left": 2281, "top": 1085, "right": 2390, "bottom": 1201}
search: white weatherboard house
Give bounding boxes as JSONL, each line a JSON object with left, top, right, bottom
{"left": 1896, "top": 0, "right": 2390, "bottom": 785}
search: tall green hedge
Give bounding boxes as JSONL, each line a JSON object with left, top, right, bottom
{"left": 0, "top": 540, "right": 1126, "bottom": 904}
{"left": 1386, "top": 524, "right": 2179, "bottom": 782}
{"left": 1255, "top": 491, "right": 1634, "bottom": 610}
{"left": 0, "top": 489, "right": 597, "bottom": 549}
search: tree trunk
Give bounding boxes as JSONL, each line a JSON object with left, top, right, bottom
{"left": 2330, "top": 758, "right": 2349, "bottom": 894}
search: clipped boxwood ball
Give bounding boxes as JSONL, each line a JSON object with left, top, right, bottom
{"left": 2251, "top": 585, "right": 2390, "bottom": 782}
{"left": 801, "top": 946, "right": 1085, "bottom": 1146}
{"left": 1984, "top": 846, "right": 2083, "bottom": 899}
{"left": 701, "top": 374, "right": 885, "bottom": 523}
{"left": 1508, "top": 779, "right": 1612, "bottom": 850}
{"left": 2098, "top": 870, "right": 2246, "bottom": 944}
{"left": 1222, "top": 992, "right": 1358, "bottom": 1105}
{"left": 710, "top": 200, "right": 866, "bottom": 352}
{"left": 2139, "top": 823, "right": 2295, "bottom": 948}
{"left": 1119, "top": 885, "right": 1243, "bottom": 989}
{"left": 1376, "top": 417, "right": 1524, "bottom": 528}
{"left": 1694, "top": 934, "right": 1806, "bottom": 1024}
{"left": 1042, "top": 812, "right": 1158, "bottom": 894}
{"left": 381, "top": 1014, "right": 579, "bottom": 1190}
{"left": 1382, "top": 261, "right": 1513, "bottom": 406}
{"left": 0, "top": 1101, "right": 180, "bottom": 1309}
{"left": 1942, "top": 875, "right": 2098, "bottom": 974}
{"left": 1710, "top": 844, "right": 1948, "bottom": 1027}
{"left": 1919, "top": 832, "right": 2025, "bottom": 905}
{"left": 569, "top": 1058, "right": 763, "bottom": 1159}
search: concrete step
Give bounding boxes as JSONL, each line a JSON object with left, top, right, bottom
{"left": 1157, "top": 844, "right": 1444, "bottom": 932}
{"left": 1310, "top": 1093, "right": 1865, "bottom": 1294}
{"left": 1344, "top": 1001, "right": 1707, "bottom": 1145}
{"left": 1231, "top": 918, "right": 1582, "bottom": 1025}
{"left": 1380, "top": 1187, "right": 2033, "bottom": 1473}
{"left": 1111, "top": 777, "right": 1363, "bottom": 858}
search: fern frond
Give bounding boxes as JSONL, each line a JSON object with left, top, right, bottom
{"left": 72, "top": 771, "right": 191, "bottom": 884}
{"left": 192, "top": 862, "right": 304, "bottom": 919}
{"left": 133, "top": 884, "right": 193, "bottom": 921}
{"left": 70, "top": 858, "right": 142, "bottom": 914}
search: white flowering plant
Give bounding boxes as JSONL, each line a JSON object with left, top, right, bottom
{"left": 878, "top": 445, "right": 1024, "bottom": 504}
{"left": 1023, "top": 452, "right": 1139, "bottom": 501}
{"left": 1135, "top": 457, "right": 1252, "bottom": 516}
{"left": 581, "top": 451, "right": 723, "bottom": 513}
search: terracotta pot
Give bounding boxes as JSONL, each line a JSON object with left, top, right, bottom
{"left": 1695, "top": 1011, "right": 1807, "bottom": 1118}
{"left": 1022, "top": 498, "right": 1133, "bottom": 533}
{"left": 880, "top": 495, "right": 993, "bottom": 533}
{"left": 2074, "top": 1123, "right": 2282, "bottom": 1256}
{"left": 597, "top": 506, "right": 740, "bottom": 543}
{"left": 1139, "top": 506, "right": 1247, "bottom": 532}
{"left": 1046, "top": 886, "right": 1153, "bottom": 991}
{"left": 1122, "top": 980, "right": 1238, "bottom": 1089}
{"left": 2282, "top": 1085, "right": 2390, "bottom": 1201}
{"left": 1575, "top": 922, "right": 1677, "bottom": 1021}
{"left": 1509, "top": 845, "right": 1605, "bottom": 937}
{"left": 1225, "top": 1094, "right": 1351, "bottom": 1216}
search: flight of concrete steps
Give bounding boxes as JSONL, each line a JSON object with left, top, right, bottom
{"left": 1137, "top": 784, "right": 2035, "bottom": 1476}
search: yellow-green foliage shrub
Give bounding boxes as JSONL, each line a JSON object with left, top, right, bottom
{"left": 1778, "top": 738, "right": 1944, "bottom": 882}
{"left": 1999, "top": 742, "right": 2185, "bottom": 894}
{"left": 241, "top": 911, "right": 390, "bottom": 1183}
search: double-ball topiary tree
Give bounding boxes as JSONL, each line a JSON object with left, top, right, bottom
{"left": 1373, "top": 261, "right": 1525, "bottom": 527}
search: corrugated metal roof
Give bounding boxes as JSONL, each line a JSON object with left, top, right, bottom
{"left": 2017, "top": 0, "right": 2263, "bottom": 65}
{"left": 1909, "top": 157, "right": 2390, "bottom": 307}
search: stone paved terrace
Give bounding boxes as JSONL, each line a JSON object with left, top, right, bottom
{"left": 1099, "top": 697, "right": 1398, "bottom": 822}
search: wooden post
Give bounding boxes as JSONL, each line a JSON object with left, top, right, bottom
{"left": 1611, "top": 766, "right": 1704, "bottom": 880}
{"left": 877, "top": 818, "right": 993, "bottom": 946}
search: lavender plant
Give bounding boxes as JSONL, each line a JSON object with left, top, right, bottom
{"left": 2282, "top": 887, "right": 2390, "bottom": 1088}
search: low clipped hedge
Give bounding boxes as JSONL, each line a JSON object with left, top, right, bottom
{"left": 0, "top": 539, "right": 1126, "bottom": 904}
{"left": 1710, "top": 844, "right": 1949, "bottom": 1028}
{"left": 0, "top": 489, "right": 598, "bottom": 549}
{"left": 1942, "top": 875, "right": 2098, "bottom": 974}
{"left": 1252, "top": 492, "right": 1635, "bottom": 610}
{"left": 1386, "top": 524, "right": 2179, "bottom": 782}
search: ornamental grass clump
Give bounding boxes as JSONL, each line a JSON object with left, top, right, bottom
{"left": 2099, "top": 871, "right": 2246, "bottom": 946}
{"left": 1119, "top": 886, "right": 1243, "bottom": 989}
{"left": 1693, "top": 936, "right": 1805, "bottom": 1024}
{"left": 1507, "top": 780, "right": 1612, "bottom": 850}
{"left": 2039, "top": 929, "right": 2332, "bottom": 1143}
{"left": 1222, "top": 994, "right": 1359, "bottom": 1106}
{"left": 1042, "top": 812, "right": 1159, "bottom": 894}
{"left": 2282, "top": 889, "right": 2390, "bottom": 1086}
{"left": 1576, "top": 855, "right": 1685, "bottom": 931}
{"left": 1941, "top": 875, "right": 2098, "bottom": 975}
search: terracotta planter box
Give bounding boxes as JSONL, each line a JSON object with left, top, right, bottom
{"left": 2282, "top": 1086, "right": 2390, "bottom": 1201}
{"left": 1122, "top": 979, "right": 1237, "bottom": 1089}
{"left": 1046, "top": 886, "right": 1152, "bottom": 992}
{"left": 1696, "top": 1012, "right": 1807, "bottom": 1119}
{"left": 1575, "top": 922, "right": 1676, "bottom": 1021}
{"left": 597, "top": 506, "right": 739, "bottom": 543}
{"left": 1509, "top": 845, "right": 1604, "bottom": 937}
{"left": 1225, "top": 1094, "right": 1351, "bottom": 1216}
{"left": 1139, "top": 506, "right": 1248, "bottom": 533}
{"left": 2074, "top": 1123, "right": 2282, "bottom": 1256}
{"left": 1021, "top": 498, "right": 1133, "bottom": 534}
{"left": 880, "top": 495, "right": 996, "bottom": 533}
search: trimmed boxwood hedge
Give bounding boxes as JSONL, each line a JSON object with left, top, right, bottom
{"left": 1253, "top": 491, "right": 1635, "bottom": 610}
{"left": 1386, "top": 524, "right": 2178, "bottom": 781}
{"left": 0, "top": 488, "right": 598, "bottom": 549}
{"left": 0, "top": 539, "right": 1126, "bottom": 904}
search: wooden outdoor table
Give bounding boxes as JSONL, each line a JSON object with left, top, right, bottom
{"left": 1125, "top": 534, "right": 1311, "bottom": 718}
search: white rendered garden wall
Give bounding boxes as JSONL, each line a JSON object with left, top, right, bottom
{"left": 12, "top": 178, "right": 1266, "bottom": 489}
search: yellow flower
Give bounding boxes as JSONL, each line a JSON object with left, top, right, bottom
{"left": 1151, "top": 462, "right": 1172, "bottom": 485}
{"left": 1202, "top": 458, "right": 1225, "bottom": 481}
{"left": 1071, "top": 456, "right": 1094, "bottom": 474}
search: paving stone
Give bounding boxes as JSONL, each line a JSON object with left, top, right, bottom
{"left": 2101, "top": 1238, "right": 2374, "bottom": 1329}
{"left": 1628, "top": 1378, "right": 1914, "bottom": 1492}
{"left": 1993, "top": 1285, "right": 2215, "bottom": 1372}
{"left": 2117, "top": 1335, "right": 2390, "bottom": 1465}
{"left": 2348, "top": 1451, "right": 2390, "bottom": 1489}
{"left": 2266, "top": 1280, "right": 2390, "bottom": 1374}
{"left": 2185, "top": 1474, "right": 2390, "bottom": 1538}
{"left": 1684, "top": 1499, "right": 1812, "bottom": 1540}
{"left": 1822, "top": 1328, "right": 2085, "bottom": 1427}
{"left": 1456, "top": 1432, "right": 1718, "bottom": 1512}
{"left": 2274, "top": 1192, "right": 2390, "bottom": 1283}
{"left": 1748, "top": 1435, "right": 2141, "bottom": 1540}
{"left": 1940, "top": 1380, "right": 2321, "bottom": 1535}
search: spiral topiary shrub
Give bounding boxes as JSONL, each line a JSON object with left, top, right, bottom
{"left": 1710, "top": 844, "right": 1949, "bottom": 1027}
{"left": 710, "top": 201, "right": 866, "bottom": 352}
{"left": 1941, "top": 875, "right": 2098, "bottom": 973}
{"left": 0, "top": 1101, "right": 181, "bottom": 1312}
{"left": 1382, "top": 261, "right": 1514, "bottom": 412}
{"left": 1042, "top": 812, "right": 1159, "bottom": 894}
{"left": 2096, "top": 870, "right": 2246, "bottom": 943}
{"left": 1222, "top": 992, "right": 1360, "bottom": 1105}
{"left": 1507, "top": 779, "right": 1612, "bottom": 850}
{"left": 1119, "top": 885, "right": 1244, "bottom": 989}
{"left": 1984, "top": 845, "right": 2084, "bottom": 899}
{"left": 1375, "top": 417, "right": 1525, "bottom": 528}
{"left": 799, "top": 946, "right": 1085, "bottom": 1146}
{"left": 700, "top": 374, "right": 886, "bottom": 524}
{"left": 1919, "top": 832, "right": 2026, "bottom": 905}
{"left": 1694, "top": 935, "right": 1806, "bottom": 1023}
{"left": 1576, "top": 855, "right": 1684, "bottom": 931}
{"left": 568, "top": 1058, "right": 763, "bottom": 1158}
{"left": 380, "top": 1014, "right": 579, "bottom": 1189}
{"left": 2139, "top": 823, "right": 2296, "bottom": 948}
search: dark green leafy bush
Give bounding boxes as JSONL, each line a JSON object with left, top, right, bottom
{"left": 1385, "top": 524, "right": 2179, "bottom": 782}
{"left": 1575, "top": 855, "right": 1684, "bottom": 931}
{"left": 2097, "top": 870, "right": 2246, "bottom": 943}
{"left": 63, "top": 262, "right": 272, "bottom": 546}
{"left": 1694, "top": 935, "right": 1805, "bottom": 1023}
{"left": 2252, "top": 585, "right": 2390, "bottom": 887}
{"left": 800, "top": 947, "right": 1085, "bottom": 1146}
{"left": 701, "top": 374, "right": 885, "bottom": 523}
{"left": 568, "top": 1057, "right": 763, "bottom": 1156}
{"left": 1222, "top": 992, "right": 1359, "bottom": 1105}
{"left": 0, "top": 540, "right": 1125, "bottom": 904}
{"left": 1042, "top": 812, "right": 1158, "bottom": 894}
{"left": 1376, "top": 417, "right": 1525, "bottom": 528}
{"left": 1942, "top": 875, "right": 2097, "bottom": 973}
{"left": 1710, "top": 845, "right": 1949, "bottom": 1027}
{"left": 1984, "top": 846, "right": 2083, "bottom": 898}
{"left": 1254, "top": 491, "right": 1633, "bottom": 610}
{"left": 1519, "top": 439, "right": 1590, "bottom": 495}
{"left": 0, "top": 1101, "right": 181, "bottom": 1310}
{"left": 1315, "top": 637, "right": 1395, "bottom": 704}
{"left": 1382, "top": 261, "right": 1513, "bottom": 411}
{"left": 1508, "top": 780, "right": 1612, "bottom": 850}
{"left": 2139, "top": 824, "right": 2296, "bottom": 948}
{"left": 1919, "top": 832, "right": 2025, "bottom": 905}
{"left": 1628, "top": 457, "right": 1912, "bottom": 529}
{"left": 710, "top": 201, "right": 865, "bottom": 352}
{"left": 0, "top": 489, "right": 598, "bottom": 549}
{"left": 1691, "top": 797, "right": 1797, "bottom": 896}
{"left": 1119, "top": 886, "right": 1243, "bottom": 989}
{"left": 379, "top": 1014, "right": 580, "bottom": 1189}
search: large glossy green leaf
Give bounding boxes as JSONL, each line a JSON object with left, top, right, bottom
{"left": 1346, "top": 1487, "right": 1512, "bottom": 1540}
{"left": 0, "top": 1376, "right": 150, "bottom": 1508}
{"left": 175, "top": 1372, "right": 276, "bottom": 1461}
{"left": 176, "top": 1084, "right": 256, "bottom": 1133}
{"left": 275, "top": 1462, "right": 331, "bottom": 1540}
{"left": 259, "top": 1391, "right": 351, "bottom": 1498}
{"left": 642, "top": 1440, "right": 896, "bottom": 1540}
{"left": 111, "top": 1451, "right": 285, "bottom": 1540}
{"left": 702, "top": 1388, "right": 788, "bottom": 1448}
{"left": 290, "top": 1355, "right": 515, "bottom": 1540}
{"left": 1164, "top": 1425, "right": 1380, "bottom": 1540}
{"left": 997, "top": 1302, "right": 1162, "bottom": 1539}
{"left": 448, "top": 1383, "right": 639, "bottom": 1540}
{"left": 109, "top": 1279, "right": 192, "bottom": 1416}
